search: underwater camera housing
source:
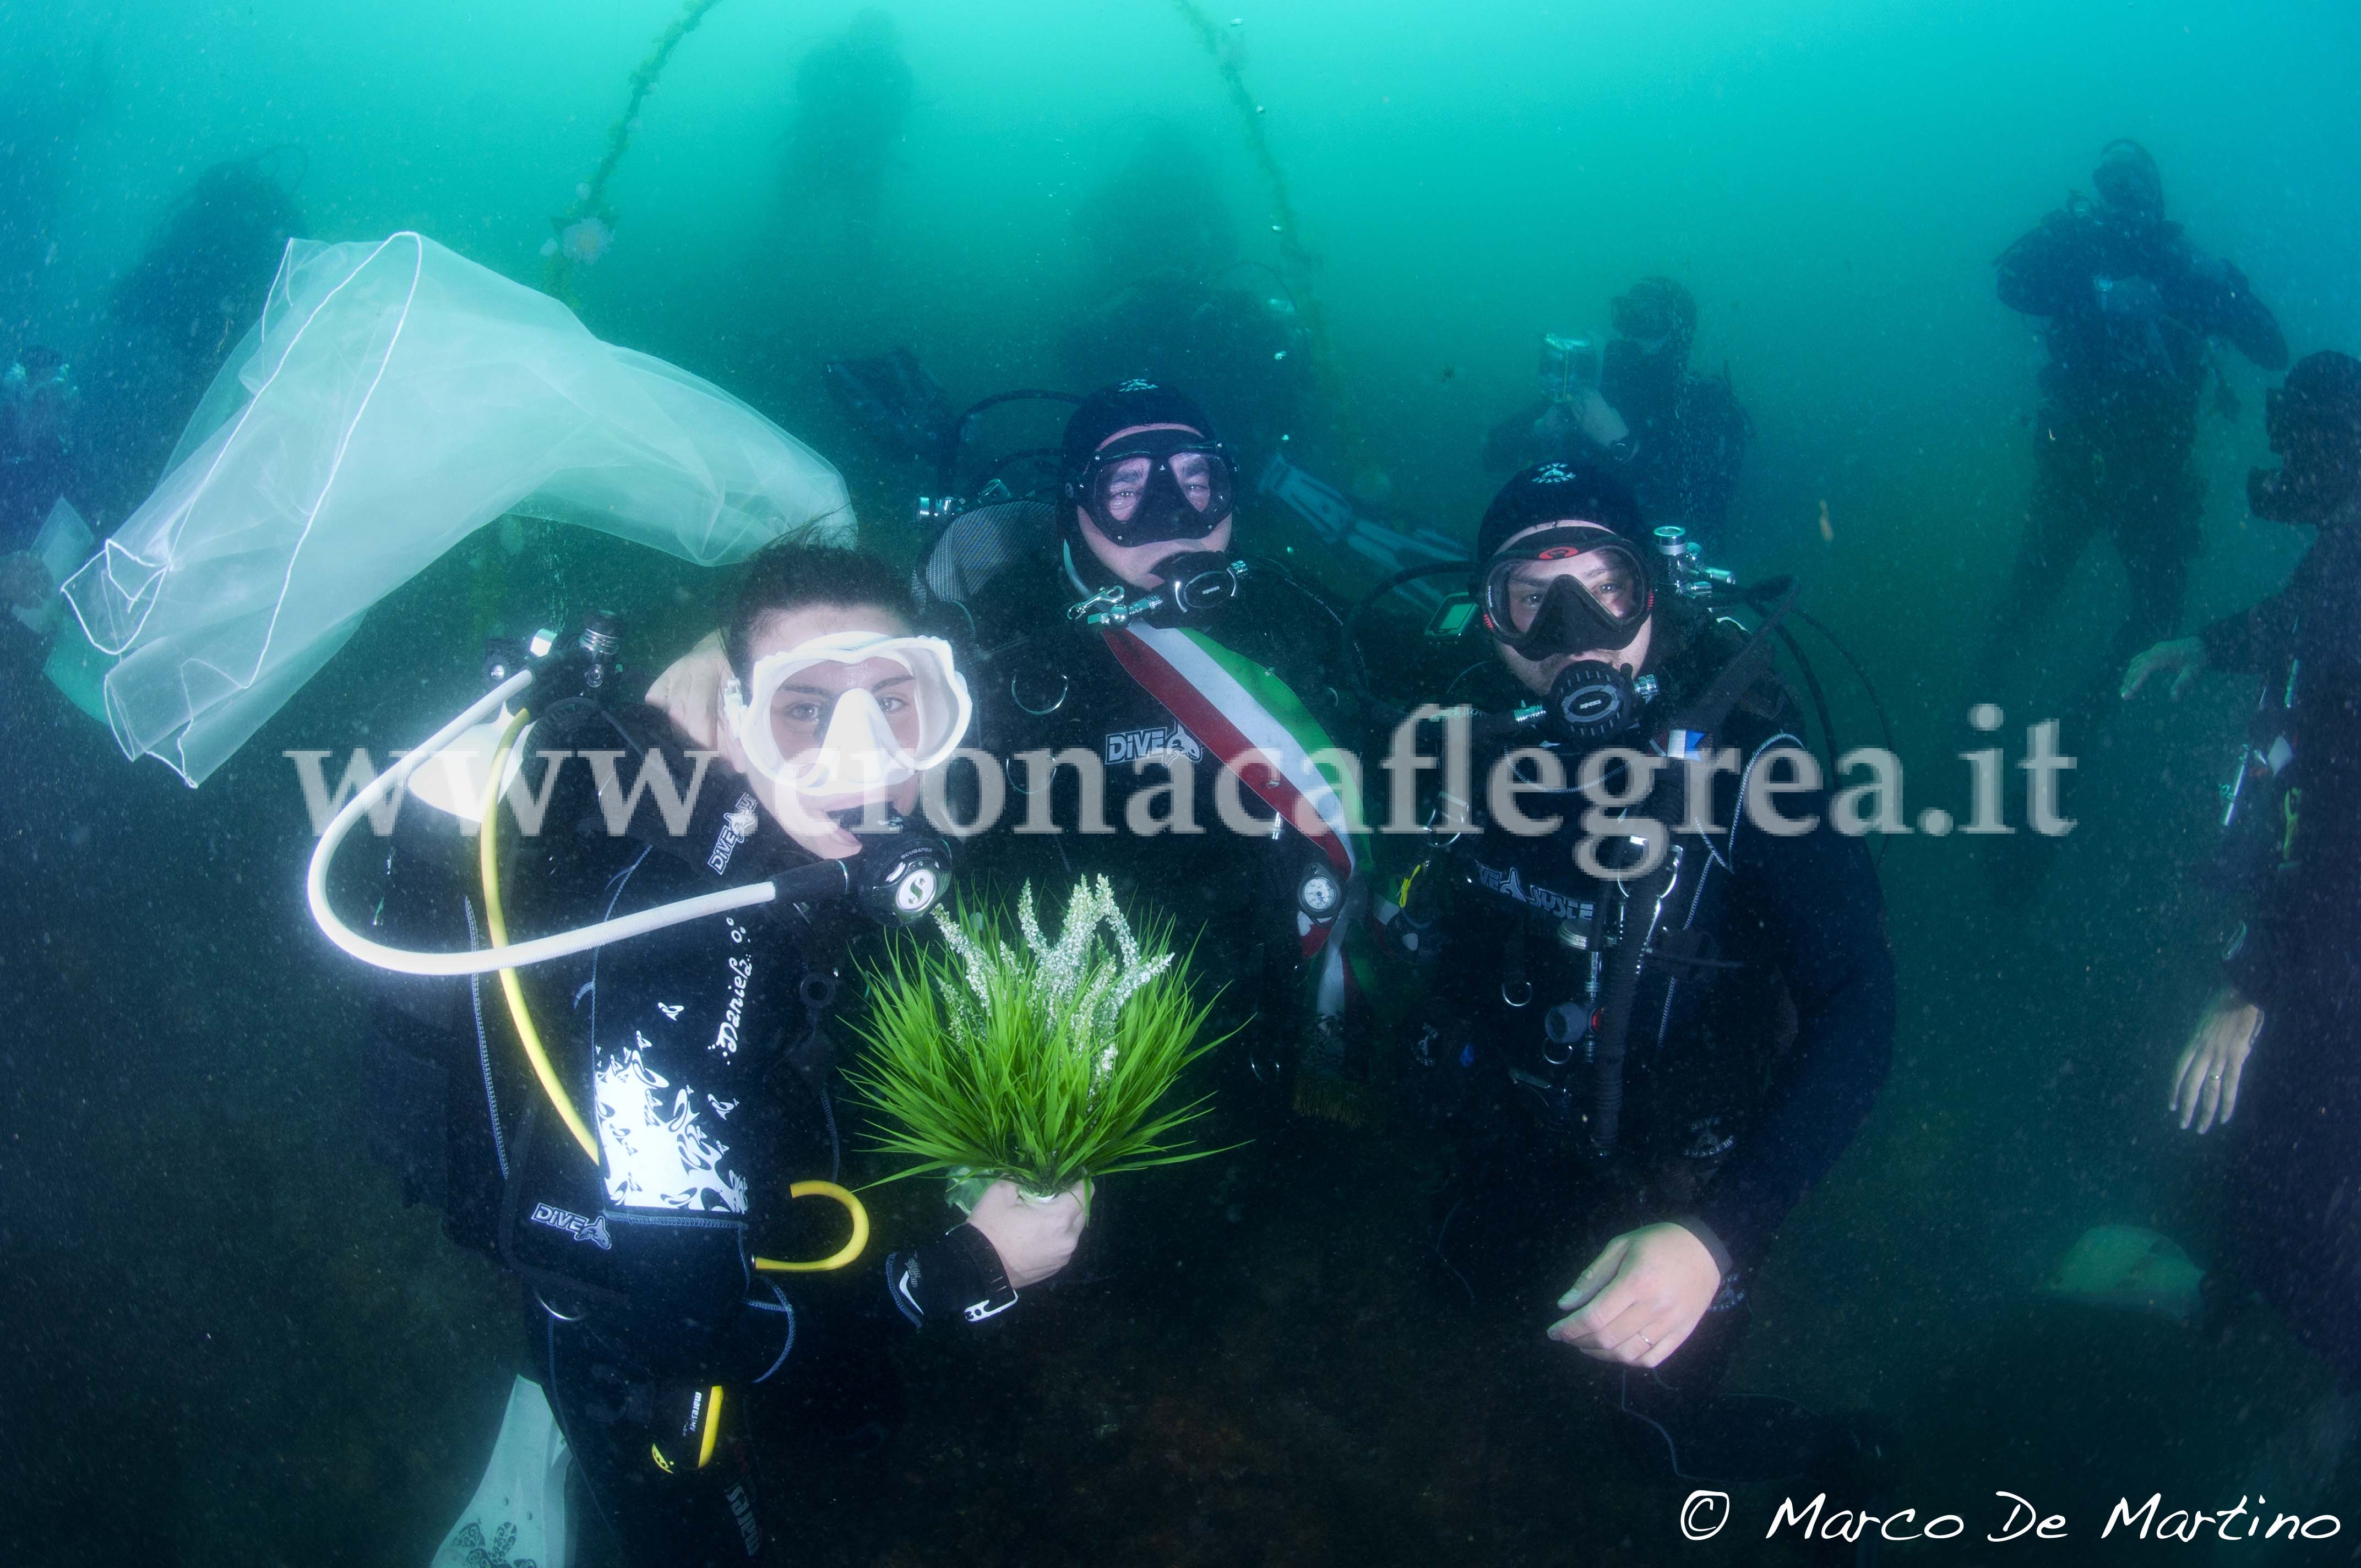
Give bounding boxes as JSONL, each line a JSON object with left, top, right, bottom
{"left": 1539, "top": 334, "right": 1602, "bottom": 404}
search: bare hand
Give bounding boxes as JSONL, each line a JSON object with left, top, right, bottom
{"left": 2170, "top": 987, "right": 2261, "bottom": 1134}
{"left": 1, "top": 552, "right": 52, "bottom": 613}
{"left": 1547, "top": 1222, "right": 1721, "bottom": 1368}
{"left": 965, "top": 1179, "right": 1087, "bottom": 1290}
{"left": 1572, "top": 385, "right": 1630, "bottom": 449}
{"left": 1533, "top": 401, "right": 1578, "bottom": 443}
{"left": 644, "top": 629, "right": 731, "bottom": 754}
{"left": 2121, "top": 636, "right": 2206, "bottom": 701}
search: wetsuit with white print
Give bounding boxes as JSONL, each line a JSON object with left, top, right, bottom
{"left": 446, "top": 698, "right": 1018, "bottom": 1567}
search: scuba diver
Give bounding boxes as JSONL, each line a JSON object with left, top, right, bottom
{"left": 0, "top": 342, "right": 102, "bottom": 719}
{"left": 1482, "top": 277, "right": 1751, "bottom": 545}
{"left": 780, "top": 8, "right": 915, "bottom": 241}
{"left": 362, "top": 541, "right": 1086, "bottom": 1566}
{"left": 1060, "top": 130, "right": 1312, "bottom": 476}
{"left": 78, "top": 153, "right": 302, "bottom": 519}
{"left": 1385, "top": 460, "right": 1894, "bottom": 1482}
{"left": 656, "top": 380, "right": 1372, "bottom": 1118}
{"left": 2108, "top": 351, "right": 2361, "bottom": 1498}
{"left": 1978, "top": 140, "right": 2286, "bottom": 900}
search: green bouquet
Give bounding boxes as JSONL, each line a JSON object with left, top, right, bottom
{"left": 845, "top": 877, "right": 1232, "bottom": 1202}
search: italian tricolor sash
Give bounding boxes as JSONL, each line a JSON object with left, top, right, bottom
{"left": 1102, "top": 623, "right": 1367, "bottom": 876}
{"left": 1101, "top": 621, "right": 1369, "bottom": 1022}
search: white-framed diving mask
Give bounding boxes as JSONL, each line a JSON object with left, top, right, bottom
{"left": 721, "top": 631, "right": 973, "bottom": 815}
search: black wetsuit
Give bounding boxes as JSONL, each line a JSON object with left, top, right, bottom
{"left": 1399, "top": 627, "right": 1894, "bottom": 1402}
{"left": 2194, "top": 505, "right": 2361, "bottom": 1387}
{"left": 1482, "top": 345, "right": 1750, "bottom": 543}
{"left": 365, "top": 700, "right": 1013, "bottom": 1566}
{"left": 920, "top": 500, "right": 1368, "bottom": 1095}
{"left": 1985, "top": 199, "right": 2286, "bottom": 687}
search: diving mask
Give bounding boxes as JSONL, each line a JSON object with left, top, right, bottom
{"left": 2251, "top": 377, "right": 2361, "bottom": 525}
{"left": 722, "top": 631, "right": 973, "bottom": 812}
{"left": 1478, "top": 526, "right": 1655, "bottom": 660}
{"left": 1609, "top": 279, "right": 1694, "bottom": 358}
{"left": 1069, "top": 428, "right": 1237, "bottom": 547}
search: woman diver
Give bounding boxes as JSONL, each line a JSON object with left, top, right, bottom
{"left": 364, "top": 541, "right": 1087, "bottom": 1566}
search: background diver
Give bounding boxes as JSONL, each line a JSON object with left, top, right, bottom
{"left": 2092, "top": 350, "right": 2361, "bottom": 1509}
{"left": 1978, "top": 138, "right": 2286, "bottom": 902}
{"left": 779, "top": 8, "right": 914, "bottom": 246}
{"left": 78, "top": 152, "right": 305, "bottom": 520}
{"left": 1482, "top": 276, "right": 1751, "bottom": 545}
{"left": 1059, "top": 127, "right": 1314, "bottom": 479}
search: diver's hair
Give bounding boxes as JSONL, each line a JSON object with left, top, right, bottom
{"left": 725, "top": 540, "right": 920, "bottom": 682}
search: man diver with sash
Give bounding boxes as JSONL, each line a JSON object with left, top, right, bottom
{"left": 1387, "top": 461, "right": 1895, "bottom": 1482}
{"left": 947, "top": 380, "right": 1372, "bottom": 1109}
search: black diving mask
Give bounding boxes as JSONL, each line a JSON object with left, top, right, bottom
{"left": 2251, "top": 385, "right": 2361, "bottom": 525}
{"left": 1478, "top": 526, "right": 1655, "bottom": 659}
{"left": 1610, "top": 290, "right": 1678, "bottom": 345}
{"left": 1070, "top": 429, "right": 1237, "bottom": 547}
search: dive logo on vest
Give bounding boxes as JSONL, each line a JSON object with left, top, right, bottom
{"left": 1471, "top": 859, "right": 1593, "bottom": 923}
{"left": 529, "top": 1202, "right": 614, "bottom": 1250}
{"left": 1103, "top": 722, "right": 1206, "bottom": 767}
{"left": 706, "top": 791, "right": 759, "bottom": 875}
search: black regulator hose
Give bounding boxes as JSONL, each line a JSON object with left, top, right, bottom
{"left": 936, "top": 389, "right": 1084, "bottom": 492}
{"left": 1587, "top": 840, "right": 1684, "bottom": 1159}
{"left": 1586, "top": 905, "right": 1647, "bottom": 1159}
{"left": 1787, "top": 603, "right": 1898, "bottom": 869}
{"left": 1772, "top": 622, "right": 1841, "bottom": 771}
{"left": 1344, "top": 558, "right": 1476, "bottom": 634}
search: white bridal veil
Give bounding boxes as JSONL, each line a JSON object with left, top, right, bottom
{"left": 63, "top": 231, "right": 852, "bottom": 785}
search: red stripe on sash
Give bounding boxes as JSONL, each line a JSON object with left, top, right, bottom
{"left": 1100, "top": 628, "right": 1352, "bottom": 880}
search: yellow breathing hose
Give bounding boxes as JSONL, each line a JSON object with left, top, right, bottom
{"left": 477, "top": 708, "right": 869, "bottom": 1272}
{"left": 697, "top": 1384, "right": 725, "bottom": 1468}
{"left": 480, "top": 707, "right": 600, "bottom": 1160}
{"left": 757, "top": 1182, "right": 871, "bottom": 1273}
